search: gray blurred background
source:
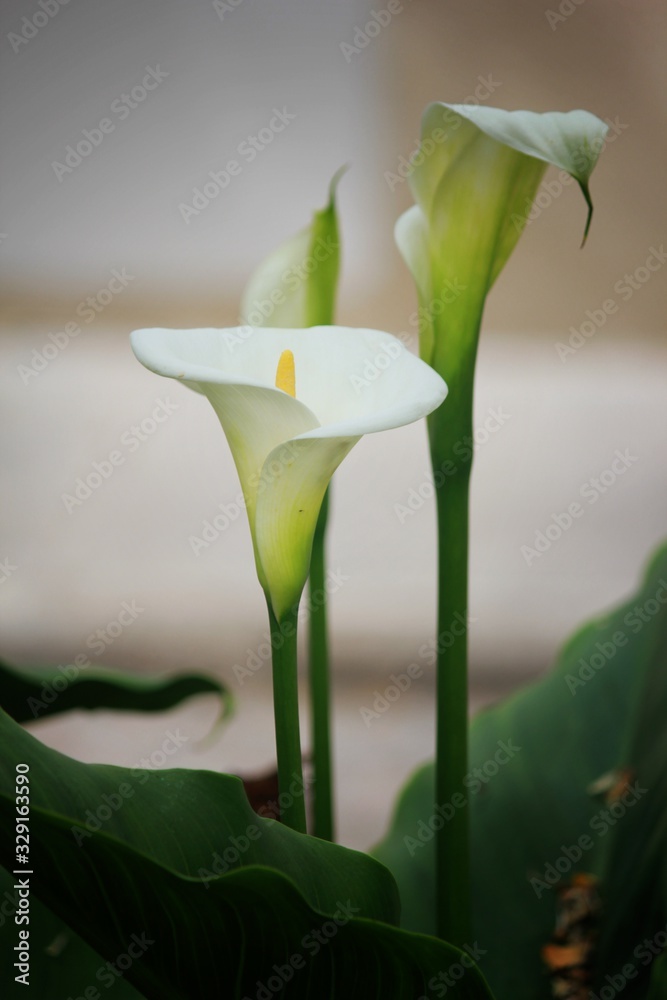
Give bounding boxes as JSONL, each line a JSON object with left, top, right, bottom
{"left": 1, "top": 0, "right": 665, "bottom": 848}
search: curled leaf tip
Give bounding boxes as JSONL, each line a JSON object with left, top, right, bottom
{"left": 580, "top": 183, "right": 595, "bottom": 248}
{"left": 328, "top": 163, "right": 350, "bottom": 203}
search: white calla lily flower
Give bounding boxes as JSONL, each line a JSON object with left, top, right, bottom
{"left": 131, "top": 326, "right": 447, "bottom": 621}
{"left": 397, "top": 104, "right": 609, "bottom": 368}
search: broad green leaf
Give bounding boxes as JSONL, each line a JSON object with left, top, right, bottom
{"left": 0, "top": 824, "right": 494, "bottom": 999}
{"left": 374, "top": 543, "right": 667, "bottom": 999}
{"left": 241, "top": 168, "right": 345, "bottom": 329}
{"left": 0, "top": 867, "right": 142, "bottom": 999}
{"left": 0, "top": 657, "right": 231, "bottom": 725}
{"left": 397, "top": 105, "right": 608, "bottom": 370}
{"left": 0, "top": 705, "right": 396, "bottom": 920}
{"left": 0, "top": 709, "right": 495, "bottom": 999}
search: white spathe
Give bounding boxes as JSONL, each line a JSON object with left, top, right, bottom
{"left": 131, "top": 326, "right": 447, "bottom": 621}
{"left": 396, "top": 104, "right": 609, "bottom": 367}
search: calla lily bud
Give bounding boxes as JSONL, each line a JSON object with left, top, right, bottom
{"left": 131, "top": 326, "right": 447, "bottom": 621}
{"left": 241, "top": 168, "right": 346, "bottom": 330}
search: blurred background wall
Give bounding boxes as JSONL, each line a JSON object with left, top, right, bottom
{"left": 1, "top": 0, "right": 665, "bottom": 846}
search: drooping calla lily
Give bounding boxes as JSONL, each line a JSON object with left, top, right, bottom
{"left": 394, "top": 103, "right": 609, "bottom": 947}
{"left": 397, "top": 104, "right": 609, "bottom": 370}
{"left": 130, "top": 325, "right": 447, "bottom": 623}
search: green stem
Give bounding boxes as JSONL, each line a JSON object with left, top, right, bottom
{"left": 429, "top": 359, "right": 475, "bottom": 947}
{"left": 267, "top": 602, "right": 307, "bottom": 834}
{"left": 434, "top": 469, "right": 472, "bottom": 945}
{"left": 308, "top": 488, "right": 334, "bottom": 841}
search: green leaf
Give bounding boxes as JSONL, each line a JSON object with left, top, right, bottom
{"left": 0, "top": 867, "right": 142, "bottom": 999}
{"left": 1, "top": 832, "right": 493, "bottom": 1000}
{"left": 397, "top": 105, "right": 608, "bottom": 370}
{"left": 0, "top": 709, "right": 495, "bottom": 998}
{"left": 0, "top": 657, "right": 232, "bottom": 726}
{"left": 241, "top": 168, "right": 345, "bottom": 329}
{"left": 374, "top": 542, "right": 667, "bottom": 999}
{"left": 0, "top": 705, "right": 395, "bottom": 918}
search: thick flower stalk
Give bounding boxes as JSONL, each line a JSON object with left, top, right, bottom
{"left": 131, "top": 325, "right": 446, "bottom": 832}
{"left": 241, "top": 172, "right": 343, "bottom": 840}
{"left": 396, "top": 103, "right": 609, "bottom": 944}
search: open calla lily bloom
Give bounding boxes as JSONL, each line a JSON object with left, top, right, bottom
{"left": 131, "top": 326, "right": 447, "bottom": 620}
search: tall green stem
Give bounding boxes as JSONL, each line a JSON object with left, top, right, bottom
{"left": 433, "top": 469, "right": 472, "bottom": 944}
{"left": 429, "top": 356, "right": 475, "bottom": 947}
{"left": 308, "top": 488, "right": 334, "bottom": 841}
{"left": 267, "top": 602, "right": 307, "bottom": 834}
